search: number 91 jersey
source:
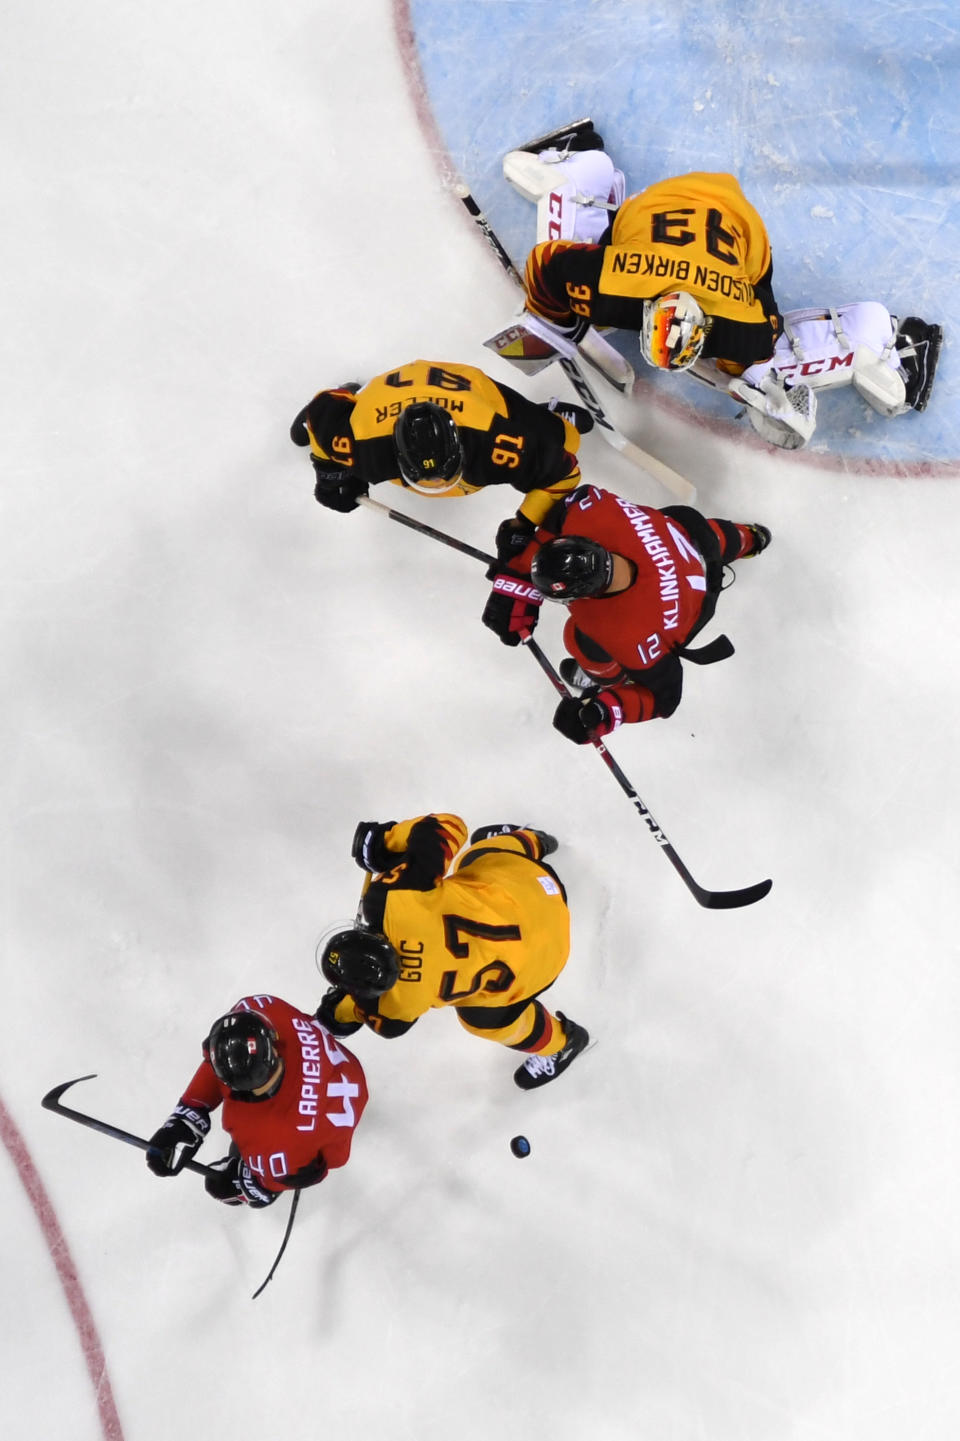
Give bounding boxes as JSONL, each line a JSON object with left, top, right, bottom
{"left": 362, "top": 827, "right": 571, "bottom": 1027}
{"left": 306, "top": 360, "right": 580, "bottom": 507}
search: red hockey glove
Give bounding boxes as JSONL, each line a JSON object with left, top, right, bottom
{"left": 482, "top": 573, "right": 543, "bottom": 647}
{"left": 552, "top": 690, "right": 624, "bottom": 744}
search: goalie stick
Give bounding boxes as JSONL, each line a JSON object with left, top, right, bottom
{"left": 455, "top": 185, "right": 696, "bottom": 504}
{"left": 356, "top": 495, "right": 772, "bottom": 909}
{"left": 42, "top": 1074, "right": 299, "bottom": 1299}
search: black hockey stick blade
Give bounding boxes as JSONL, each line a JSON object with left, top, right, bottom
{"left": 521, "top": 634, "right": 772, "bottom": 909}
{"left": 42, "top": 1074, "right": 219, "bottom": 1177}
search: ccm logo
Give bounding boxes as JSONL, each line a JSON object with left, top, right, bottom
{"left": 494, "top": 577, "right": 543, "bottom": 601}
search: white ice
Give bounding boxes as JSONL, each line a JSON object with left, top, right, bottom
{"left": 3, "top": 3, "right": 960, "bottom": 1439}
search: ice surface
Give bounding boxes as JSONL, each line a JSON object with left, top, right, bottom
{"left": 3, "top": 3, "right": 960, "bottom": 1439}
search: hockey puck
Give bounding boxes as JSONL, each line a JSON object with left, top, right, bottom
{"left": 510, "top": 1135, "right": 531, "bottom": 1158}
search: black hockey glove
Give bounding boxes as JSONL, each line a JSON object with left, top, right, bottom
{"left": 279, "top": 1153, "right": 329, "bottom": 1189}
{"left": 351, "top": 819, "right": 397, "bottom": 874}
{"left": 546, "top": 396, "right": 595, "bottom": 434}
{"left": 552, "top": 691, "right": 622, "bottom": 745}
{"left": 482, "top": 573, "right": 543, "bottom": 647}
{"left": 402, "top": 816, "right": 451, "bottom": 890}
{"left": 494, "top": 513, "right": 537, "bottom": 564}
{"left": 146, "top": 1103, "right": 211, "bottom": 1176}
{"left": 312, "top": 460, "right": 369, "bottom": 513}
{"left": 316, "top": 987, "right": 364, "bottom": 1038}
{"left": 204, "top": 1154, "right": 277, "bottom": 1208}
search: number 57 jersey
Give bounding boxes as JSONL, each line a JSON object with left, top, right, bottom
{"left": 360, "top": 824, "right": 571, "bottom": 1030}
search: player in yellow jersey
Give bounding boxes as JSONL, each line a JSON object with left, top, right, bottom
{"left": 315, "top": 813, "right": 589, "bottom": 1091}
{"left": 503, "top": 121, "right": 940, "bottom": 449}
{"left": 521, "top": 167, "right": 782, "bottom": 373}
{"left": 290, "top": 360, "right": 595, "bottom": 563}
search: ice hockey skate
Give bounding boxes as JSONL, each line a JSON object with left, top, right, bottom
{"left": 894, "top": 317, "right": 943, "bottom": 411}
{"left": 514, "top": 1013, "right": 589, "bottom": 1090}
{"left": 469, "top": 823, "right": 558, "bottom": 857}
{"left": 515, "top": 117, "right": 604, "bottom": 156}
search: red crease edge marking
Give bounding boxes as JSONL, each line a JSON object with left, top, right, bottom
{"left": 1, "top": 1094, "right": 126, "bottom": 1441}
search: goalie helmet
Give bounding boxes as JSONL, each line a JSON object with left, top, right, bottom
{"left": 320, "top": 928, "right": 401, "bottom": 998}
{"left": 206, "top": 1012, "right": 281, "bottom": 1094}
{"left": 641, "top": 291, "right": 709, "bottom": 372}
{"left": 531, "top": 536, "right": 615, "bottom": 600}
{"left": 393, "top": 403, "right": 463, "bottom": 493}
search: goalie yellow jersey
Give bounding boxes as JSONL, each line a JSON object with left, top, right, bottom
{"left": 302, "top": 360, "right": 581, "bottom": 521}
{"left": 358, "top": 819, "right": 571, "bottom": 1028}
{"left": 524, "top": 172, "right": 780, "bottom": 366}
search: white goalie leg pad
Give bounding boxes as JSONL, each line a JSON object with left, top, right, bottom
{"left": 728, "top": 373, "right": 818, "bottom": 450}
{"left": 741, "top": 302, "right": 906, "bottom": 415}
{"left": 851, "top": 345, "right": 908, "bottom": 417}
{"left": 505, "top": 148, "right": 625, "bottom": 243}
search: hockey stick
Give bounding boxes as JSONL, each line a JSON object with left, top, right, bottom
{"left": 455, "top": 185, "right": 696, "bottom": 504}
{"left": 44, "top": 1074, "right": 302, "bottom": 1298}
{"left": 251, "top": 1190, "right": 301, "bottom": 1300}
{"left": 519, "top": 635, "right": 772, "bottom": 909}
{"left": 357, "top": 494, "right": 496, "bottom": 565}
{"left": 41, "top": 1075, "right": 220, "bottom": 1178}
{"left": 356, "top": 496, "right": 770, "bottom": 908}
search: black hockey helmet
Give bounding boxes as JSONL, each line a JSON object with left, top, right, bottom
{"left": 320, "top": 928, "right": 400, "bottom": 997}
{"left": 531, "top": 536, "right": 615, "bottom": 600}
{"left": 393, "top": 403, "right": 462, "bottom": 492}
{"left": 205, "top": 1011, "right": 281, "bottom": 1094}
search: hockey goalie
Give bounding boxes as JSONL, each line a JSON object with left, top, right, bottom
{"left": 498, "top": 118, "right": 942, "bottom": 451}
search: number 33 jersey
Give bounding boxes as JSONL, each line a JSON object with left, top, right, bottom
{"left": 358, "top": 820, "right": 571, "bottom": 1031}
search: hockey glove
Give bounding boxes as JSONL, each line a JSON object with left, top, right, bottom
{"left": 204, "top": 1154, "right": 277, "bottom": 1208}
{"left": 312, "top": 461, "right": 369, "bottom": 513}
{"left": 351, "top": 819, "right": 396, "bottom": 874}
{"left": 146, "top": 1103, "right": 211, "bottom": 1176}
{"left": 402, "top": 815, "right": 452, "bottom": 890}
{"left": 494, "top": 514, "right": 537, "bottom": 564}
{"left": 546, "top": 396, "right": 595, "bottom": 434}
{"left": 552, "top": 690, "right": 623, "bottom": 745}
{"left": 316, "top": 987, "right": 364, "bottom": 1038}
{"left": 482, "top": 573, "right": 543, "bottom": 647}
{"left": 279, "top": 1153, "right": 329, "bottom": 1190}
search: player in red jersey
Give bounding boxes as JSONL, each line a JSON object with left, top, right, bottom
{"left": 481, "top": 484, "right": 771, "bottom": 742}
{"left": 145, "top": 994, "right": 368, "bottom": 1207}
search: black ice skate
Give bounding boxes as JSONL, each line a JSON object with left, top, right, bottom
{"left": 741, "top": 524, "right": 772, "bottom": 557}
{"left": 469, "top": 823, "right": 558, "bottom": 857}
{"left": 516, "top": 117, "right": 604, "bottom": 155}
{"left": 559, "top": 657, "right": 596, "bottom": 691}
{"left": 514, "top": 1013, "right": 589, "bottom": 1091}
{"left": 895, "top": 318, "right": 943, "bottom": 412}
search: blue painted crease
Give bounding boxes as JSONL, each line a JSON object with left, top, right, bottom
{"left": 410, "top": 0, "right": 957, "bottom": 464}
